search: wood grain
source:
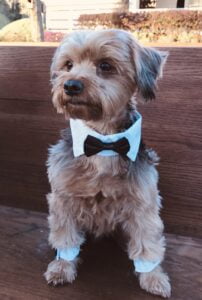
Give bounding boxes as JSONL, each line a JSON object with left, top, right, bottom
{"left": 0, "top": 46, "right": 202, "bottom": 237}
{"left": 0, "top": 205, "right": 201, "bottom": 300}
{"left": 140, "top": 47, "right": 202, "bottom": 237}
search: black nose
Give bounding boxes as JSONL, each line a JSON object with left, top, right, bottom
{"left": 64, "top": 80, "right": 84, "bottom": 96}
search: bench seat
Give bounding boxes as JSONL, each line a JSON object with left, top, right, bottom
{"left": 0, "top": 205, "right": 201, "bottom": 300}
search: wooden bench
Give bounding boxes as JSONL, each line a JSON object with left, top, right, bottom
{"left": 0, "top": 44, "right": 202, "bottom": 299}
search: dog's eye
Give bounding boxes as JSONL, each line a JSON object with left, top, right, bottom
{"left": 99, "top": 62, "right": 112, "bottom": 72}
{"left": 65, "top": 61, "right": 73, "bottom": 71}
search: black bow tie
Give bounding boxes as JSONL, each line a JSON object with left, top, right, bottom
{"left": 84, "top": 135, "right": 130, "bottom": 157}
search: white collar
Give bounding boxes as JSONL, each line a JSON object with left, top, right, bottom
{"left": 70, "top": 111, "right": 142, "bottom": 161}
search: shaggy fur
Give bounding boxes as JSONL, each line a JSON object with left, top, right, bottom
{"left": 44, "top": 29, "right": 171, "bottom": 298}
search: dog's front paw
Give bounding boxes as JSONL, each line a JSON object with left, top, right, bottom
{"left": 44, "top": 259, "right": 78, "bottom": 286}
{"left": 139, "top": 266, "right": 171, "bottom": 298}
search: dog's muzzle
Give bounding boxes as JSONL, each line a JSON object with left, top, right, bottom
{"left": 64, "top": 80, "right": 84, "bottom": 96}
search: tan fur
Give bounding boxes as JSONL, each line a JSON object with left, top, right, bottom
{"left": 44, "top": 29, "right": 171, "bottom": 298}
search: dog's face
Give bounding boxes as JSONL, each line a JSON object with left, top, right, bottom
{"left": 51, "top": 30, "right": 167, "bottom": 121}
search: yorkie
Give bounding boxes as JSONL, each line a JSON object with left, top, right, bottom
{"left": 44, "top": 29, "right": 170, "bottom": 298}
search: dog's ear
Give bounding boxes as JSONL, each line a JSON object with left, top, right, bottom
{"left": 131, "top": 40, "right": 168, "bottom": 101}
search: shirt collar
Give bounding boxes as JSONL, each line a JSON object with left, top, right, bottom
{"left": 70, "top": 111, "right": 142, "bottom": 162}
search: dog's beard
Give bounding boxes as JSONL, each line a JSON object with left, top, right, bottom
{"left": 66, "top": 98, "right": 103, "bottom": 121}
{"left": 52, "top": 88, "right": 103, "bottom": 121}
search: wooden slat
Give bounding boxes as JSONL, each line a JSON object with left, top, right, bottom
{"left": 46, "top": 4, "right": 122, "bottom": 11}
{"left": 0, "top": 205, "right": 201, "bottom": 300}
{"left": 0, "top": 46, "right": 202, "bottom": 237}
{"left": 44, "top": 0, "right": 121, "bottom": 6}
{"left": 46, "top": 8, "right": 121, "bottom": 17}
{"left": 45, "top": 8, "right": 122, "bottom": 31}
{"left": 44, "top": 0, "right": 123, "bottom": 30}
{"left": 139, "top": 47, "right": 202, "bottom": 237}
{"left": 0, "top": 98, "right": 63, "bottom": 211}
{"left": 0, "top": 46, "right": 54, "bottom": 101}
{"left": 46, "top": 21, "right": 76, "bottom": 31}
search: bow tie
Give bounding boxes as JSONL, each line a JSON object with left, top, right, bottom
{"left": 84, "top": 135, "right": 130, "bottom": 157}
{"left": 70, "top": 112, "right": 142, "bottom": 161}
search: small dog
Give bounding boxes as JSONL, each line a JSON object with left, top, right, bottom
{"left": 44, "top": 29, "right": 171, "bottom": 298}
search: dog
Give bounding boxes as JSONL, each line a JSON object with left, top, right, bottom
{"left": 44, "top": 29, "right": 171, "bottom": 298}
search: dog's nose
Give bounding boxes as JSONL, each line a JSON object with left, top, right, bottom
{"left": 64, "top": 80, "right": 84, "bottom": 96}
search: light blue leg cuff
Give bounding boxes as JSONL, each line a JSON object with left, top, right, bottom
{"left": 134, "top": 259, "right": 161, "bottom": 273}
{"left": 56, "top": 247, "right": 80, "bottom": 261}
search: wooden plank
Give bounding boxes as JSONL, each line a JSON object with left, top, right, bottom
{"left": 0, "top": 97, "right": 65, "bottom": 211}
{"left": 0, "top": 46, "right": 202, "bottom": 237}
{"left": 46, "top": 3, "right": 122, "bottom": 11}
{"left": 0, "top": 205, "right": 201, "bottom": 300}
{"left": 1, "top": 41, "right": 202, "bottom": 47}
{"left": 46, "top": 8, "right": 121, "bottom": 18}
{"left": 46, "top": 21, "right": 76, "bottom": 31}
{"left": 0, "top": 46, "right": 53, "bottom": 101}
{"left": 44, "top": 0, "right": 123, "bottom": 31}
{"left": 44, "top": 0, "right": 121, "bottom": 6}
{"left": 139, "top": 46, "right": 202, "bottom": 237}
{"left": 45, "top": 5, "right": 123, "bottom": 31}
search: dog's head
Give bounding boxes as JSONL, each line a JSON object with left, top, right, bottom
{"left": 51, "top": 30, "right": 167, "bottom": 121}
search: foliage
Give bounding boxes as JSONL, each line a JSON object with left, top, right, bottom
{"left": 0, "top": 9, "right": 201, "bottom": 44}
{"left": 0, "top": 0, "right": 22, "bottom": 21}
{"left": 44, "top": 31, "right": 65, "bottom": 42}
{"left": 78, "top": 10, "right": 202, "bottom": 43}
{"left": 0, "top": 12, "right": 9, "bottom": 29}
{"left": 0, "top": 18, "right": 31, "bottom": 42}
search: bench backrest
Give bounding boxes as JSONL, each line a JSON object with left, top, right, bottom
{"left": 0, "top": 45, "right": 201, "bottom": 237}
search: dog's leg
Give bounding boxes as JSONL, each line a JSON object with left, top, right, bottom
{"left": 44, "top": 192, "right": 84, "bottom": 285}
{"left": 123, "top": 196, "right": 171, "bottom": 298}
{"left": 138, "top": 265, "right": 171, "bottom": 298}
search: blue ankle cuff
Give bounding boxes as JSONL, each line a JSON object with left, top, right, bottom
{"left": 56, "top": 247, "right": 80, "bottom": 261}
{"left": 134, "top": 259, "right": 160, "bottom": 273}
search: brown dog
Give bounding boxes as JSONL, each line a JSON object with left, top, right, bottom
{"left": 44, "top": 29, "right": 171, "bottom": 298}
